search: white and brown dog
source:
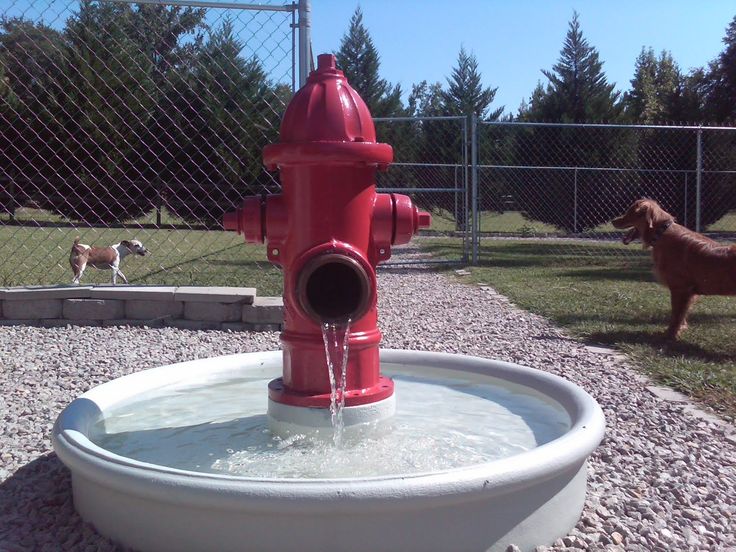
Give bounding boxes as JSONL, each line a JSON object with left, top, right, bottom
{"left": 70, "top": 237, "right": 148, "bottom": 285}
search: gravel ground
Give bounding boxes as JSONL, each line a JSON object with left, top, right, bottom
{"left": 1, "top": 268, "right": 735, "bottom": 551}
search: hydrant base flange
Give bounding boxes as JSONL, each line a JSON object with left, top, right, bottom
{"left": 267, "top": 394, "right": 396, "bottom": 438}
{"left": 268, "top": 375, "right": 394, "bottom": 408}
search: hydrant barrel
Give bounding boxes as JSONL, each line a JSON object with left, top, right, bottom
{"left": 224, "top": 53, "right": 430, "bottom": 421}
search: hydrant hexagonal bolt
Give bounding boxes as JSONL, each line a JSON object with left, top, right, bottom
{"left": 223, "top": 53, "right": 431, "bottom": 432}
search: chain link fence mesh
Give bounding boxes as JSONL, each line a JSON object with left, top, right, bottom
{"left": 475, "top": 121, "right": 736, "bottom": 260}
{"left": 373, "top": 116, "right": 469, "bottom": 264}
{"left": 1, "top": 2, "right": 735, "bottom": 287}
{"left": 0, "top": 0, "right": 293, "bottom": 290}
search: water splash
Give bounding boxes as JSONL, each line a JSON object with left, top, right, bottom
{"left": 321, "top": 319, "right": 351, "bottom": 447}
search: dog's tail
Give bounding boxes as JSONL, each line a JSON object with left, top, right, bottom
{"left": 71, "top": 236, "right": 85, "bottom": 254}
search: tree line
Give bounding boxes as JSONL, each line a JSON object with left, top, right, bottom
{"left": 340, "top": 9, "right": 736, "bottom": 231}
{"left": 0, "top": 4, "right": 735, "bottom": 230}
{"left": 0, "top": 1, "right": 289, "bottom": 225}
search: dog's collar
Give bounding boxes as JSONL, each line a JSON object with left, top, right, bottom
{"left": 649, "top": 220, "right": 673, "bottom": 246}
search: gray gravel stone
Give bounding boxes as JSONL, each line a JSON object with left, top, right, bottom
{"left": 1, "top": 262, "right": 734, "bottom": 551}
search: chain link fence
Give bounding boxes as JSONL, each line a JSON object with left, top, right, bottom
{"left": 1, "top": 0, "right": 735, "bottom": 286}
{"left": 472, "top": 121, "right": 736, "bottom": 261}
{"left": 0, "top": 0, "right": 295, "bottom": 290}
{"left": 374, "top": 116, "right": 470, "bottom": 264}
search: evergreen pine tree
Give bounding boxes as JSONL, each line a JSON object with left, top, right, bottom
{"left": 0, "top": 18, "right": 65, "bottom": 212}
{"left": 334, "top": 7, "right": 402, "bottom": 117}
{"left": 513, "top": 12, "right": 628, "bottom": 232}
{"left": 441, "top": 46, "right": 502, "bottom": 120}
{"left": 528, "top": 11, "right": 621, "bottom": 122}
{"left": 705, "top": 15, "right": 736, "bottom": 123}
{"left": 625, "top": 48, "right": 681, "bottom": 124}
{"left": 408, "top": 80, "right": 444, "bottom": 117}
{"left": 166, "top": 17, "right": 278, "bottom": 225}
{"left": 53, "top": 0, "right": 158, "bottom": 222}
{"left": 696, "top": 15, "right": 736, "bottom": 224}
{"left": 675, "top": 68, "right": 708, "bottom": 123}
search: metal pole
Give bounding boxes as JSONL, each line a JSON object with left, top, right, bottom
{"left": 573, "top": 168, "right": 578, "bottom": 234}
{"left": 291, "top": 8, "right": 296, "bottom": 92}
{"left": 297, "top": 0, "right": 312, "bottom": 87}
{"left": 453, "top": 164, "right": 459, "bottom": 231}
{"left": 156, "top": 179, "right": 162, "bottom": 227}
{"left": 683, "top": 173, "right": 688, "bottom": 228}
{"left": 462, "top": 117, "right": 469, "bottom": 262}
{"left": 8, "top": 178, "right": 15, "bottom": 222}
{"left": 471, "top": 114, "right": 478, "bottom": 264}
{"left": 696, "top": 128, "right": 703, "bottom": 232}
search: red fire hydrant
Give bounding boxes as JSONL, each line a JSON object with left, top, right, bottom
{"left": 224, "top": 54, "right": 430, "bottom": 432}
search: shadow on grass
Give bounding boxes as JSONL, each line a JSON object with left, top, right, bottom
{"left": 207, "top": 259, "right": 279, "bottom": 268}
{"left": 558, "top": 310, "right": 736, "bottom": 327}
{"left": 555, "top": 312, "right": 665, "bottom": 326}
{"left": 558, "top": 266, "right": 655, "bottom": 283}
{"left": 587, "top": 328, "right": 736, "bottom": 364}
{"left": 130, "top": 243, "right": 244, "bottom": 282}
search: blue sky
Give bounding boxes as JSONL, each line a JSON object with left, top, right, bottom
{"left": 311, "top": 0, "right": 736, "bottom": 115}
{"left": 0, "top": 0, "right": 732, "bottom": 114}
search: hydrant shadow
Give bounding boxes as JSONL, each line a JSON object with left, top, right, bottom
{"left": 0, "top": 453, "right": 118, "bottom": 550}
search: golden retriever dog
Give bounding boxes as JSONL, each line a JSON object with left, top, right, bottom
{"left": 612, "top": 198, "right": 736, "bottom": 339}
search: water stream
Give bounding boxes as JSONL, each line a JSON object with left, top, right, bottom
{"left": 321, "top": 319, "right": 350, "bottom": 447}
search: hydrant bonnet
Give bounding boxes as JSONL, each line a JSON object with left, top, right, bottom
{"left": 263, "top": 54, "right": 393, "bottom": 170}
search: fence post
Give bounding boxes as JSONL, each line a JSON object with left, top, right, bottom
{"left": 291, "top": 7, "right": 297, "bottom": 92}
{"left": 471, "top": 114, "right": 478, "bottom": 264}
{"left": 573, "top": 167, "right": 578, "bottom": 234}
{"left": 696, "top": 127, "right": 703, "bottom": 232}
{"left": 683, "top": 173, "right": 688, "bottom": 228}
{"left": 462, "top": 116, "right": 469, "bottom": 262}
{"left": 155, "top": 179, "right": 162, "bottom": 227}
{"left": 454, "top": 165, "right": 459, "bottom": 231}
{"left": 297, "top": 0, "right": 312, "bottom": 87}
{"left": 8, "top": 178, "right": 16, "bottom": 222}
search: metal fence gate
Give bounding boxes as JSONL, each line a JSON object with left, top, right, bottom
{"left": 374, "top": 115, "right": 471, "bottom": 265}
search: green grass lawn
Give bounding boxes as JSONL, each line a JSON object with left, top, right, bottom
{"left": 428, "top": 209, "right": 560, "bottom": 234}
{"left": 0, "top": 217, "right": 284, "bottom": 295}
{"left": 427, "top": 209, "right": 736, "bottom": 236}
{"left": 2, "top": 208, "right": 735, "bottom": 418}
{"left": 424, "top": 237, "right": 736, "bottom": 420}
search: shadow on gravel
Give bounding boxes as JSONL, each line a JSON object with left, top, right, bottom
{"left": 0, "top": 453, "right": 116, "bottom": 550}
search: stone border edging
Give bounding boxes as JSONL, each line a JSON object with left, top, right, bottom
{"left": 0, "top": 285, "right": 283, "bottom": 332}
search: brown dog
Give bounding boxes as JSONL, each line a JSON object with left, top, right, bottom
{"left": 70, "top": 237, "right": 148, "bottom": 285}
{"left": 612, "top": 198, "right": 736, "bottom": 339}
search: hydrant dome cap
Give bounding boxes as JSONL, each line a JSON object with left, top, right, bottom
{"left": 279, "top": 54, "right": 378, "bottom": 144}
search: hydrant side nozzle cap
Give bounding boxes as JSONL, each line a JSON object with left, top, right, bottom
{"left": 417, "top": 210, "right": 432, "bottom": 229}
